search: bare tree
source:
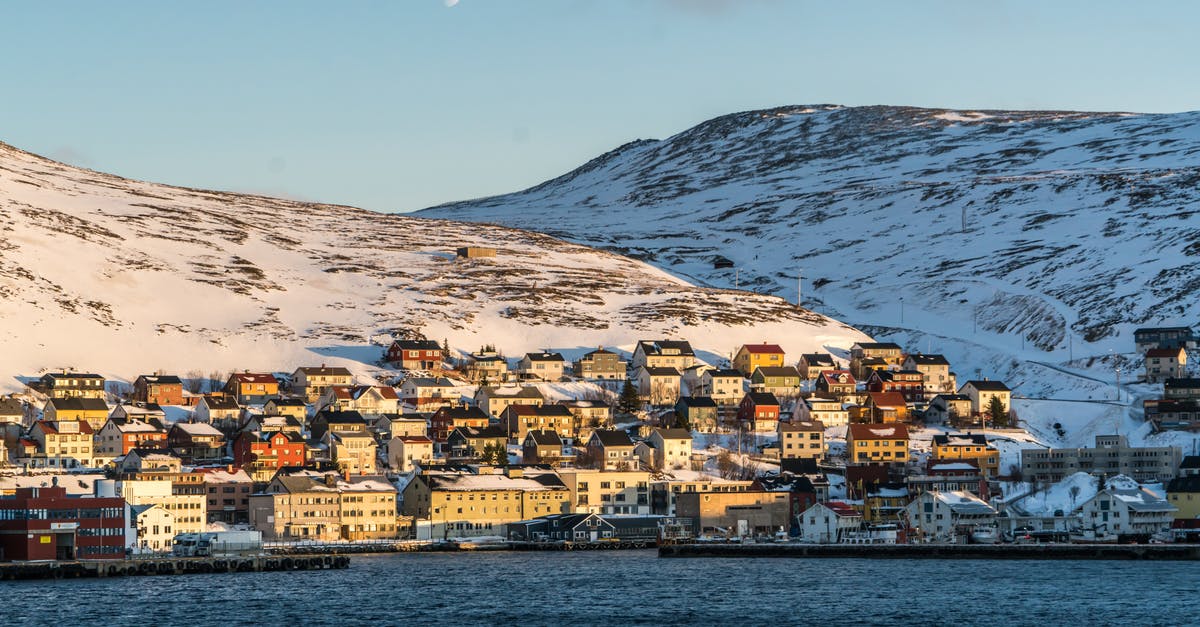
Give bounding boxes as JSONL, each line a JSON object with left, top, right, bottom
{"left": 185, "top": 370, "right": 204, "bottom": 394}
{"left": 207, "top": 370, "right": 225, "bottom": 394}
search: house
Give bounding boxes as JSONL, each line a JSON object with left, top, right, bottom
{"left": 675, "top": 490, "right": 791, "bottom": 538}
{"left": 250, "top": 472, "right": 398, "bottom": 541}
{"left": 846, "top": 423, "right": 909, "bottom": 465}
{"left": 240, "top": 414, "right": 304, "bottom": 439}
{"left": 223, "top": 372, "right": 279, "bottom": 405}
{"left": 309, "top": 410, "right": 370, "bottom": 441}
{"left": 644, "top": 428, "right": 693, "bottom": 471}
{"left": 386, "top": 339, "right": 444, "bottom": 371}
{"left": 1020, "top": 435, "right": 1181, "bottom": 483}
{"left": 1145, "top": 347, "right": 1187, "bottom": 383}
{"left": 1134, "top": 326, "right": 1194, "bottom": 354}
{"left": 95, "top": 419, "right": 168, "bottom": 457}
{"left": 27, "top": 420, "right": 95, "bottom": 469}
{"left": 902, "top": 354, "right": 955, "bottom": 395}
{"left": 456, "top": 246, "right": 496, "bottom": 258}
{"left": 631, "top": 340, "right": 697, "bottom": 371}
{"left": 1147, "top": 399, "right": 1200, "bottom": 431}
{"left": 754, "top": 473, "right": 818, "bottom": 532}
{"left": 133, "top": 374, "right": 184, "bottom": 406}
{"left": 117, "top": 448, "right": 184, "bottom": 474}
{"left": 585, "top": 429, "right": 637, "bottom": 470}
{"left": 733, "top": 343, "right": 786, "bottom": 377}
{"left": 400, "top": 466, "right": 569, "bottom": 539}
{"left": 866, "top": 370, "right": 925, "bottom": 403}
{"left": 522, "top": 430, "right": 566, "bottom": 466}
{"left": 429, "top": 405, "right": 490, "bottom": 443}
{"left": 399, "top": 377, "right": 458, "bottom": 412}
{"left": 924, "top": 394, "right": 973, "bottom": 426}
{"left": 197, "top": 467, "right": 255, "bottom": 524}
{"left": 324, "top": 431, "right": 379, "bottom": 475}
{"left": 750, "top": 366, "right": 802, "bottom": 398}
{"left": 129, "top": 503, "right": 175, "bottom": 554}
{"left": 737, "top": 392, "right": 781, "bottom": 433}
{"left": 475, "top": 386, "right": 544, "bottom": 418}
{"left": 1075, "top": 482, "right": 1176, "bottom": 541}
{"left": 318, "top": 385, "right": 400, "bottom": 415}
{"left": 465, "top": 352, "right": 510, "bottom": 384}
{"left": 167, "top": 422, "right": 226, "bottom": 463}
{"left": 849, "top": 342, "right": 904, "bottom": 378}
{"left": 793, "top": 396, "right": 848, "bottom": 428}
{"left": 504, "top": 404, "right": 574, "bottom": 441}
{"left": 1166, "top": 475, "right": 1200, "bottom": 520}
{"left": 0, "top": 397, "right": 23, "bottom": 425}
{"left": 507, "top": 512, "right": 618, "bottom": 542}
{"left": 904, "top": 491, "right": 997, "bottom": 542}
{"left": 798, "top": 501, "right": 863, "bottom": 543}
{"left": 195, "top": 395, "right": 241, "bottom": 429}
{"left": 291, "top": 366, "right": 353, "bottom": 403}
{"left": 1164, "top": 378, "right": 1200, "bottom": 401}
{"left": 815, "top": 370, "right": 856, "bottom": 399}
{"left": 556, "top": 468, "right": 655, "bottom": 515}
{"left": 698, "top": 369, "right": 744, "bottom": 406}
{"left": 779, "top": 420, "right": 824, "bottom": 461}
{"left": 0, "top": 486, "right": 126, "bottom": 560}
{"left": 109, "top": 403, "right": 167, "bottom": 426}
{"left": 798, "top": 353, "right": 837, "bottom": 380}
{"left": 263, "top": 397, "right": 307, "bottom": 422}
{"left": 386, "top": 435, "right": 434, "bottom": 473}
{"left": 43, "top": 397, "right": 109, "bottom": 429}
{"left": 931, "top": 433, "right": 1000, "bottom": 478}
{"left": 574, "top": 348, "right": 627, "bottom": 380}
{"left": 517, "top": 352, "right": 566, "bottom": 382}
{"left": 674, "top": 396, "right": 719, "bottom": 433}
{"left": 557, "top": 400, "right": 613, "bottom": 441}
{"left": 958, "top": 380, "right": 1012, "bottom": 420}
{"left": 862, "top": 483, "right": 909, "bottom": 524}
{"left": 39, "top": 372, "right": 106, "bottom": 399}
{"left": 864, "top": 391, "right": 910, "bottom": 424}
{"left": 373, "top": 413, "right": 428, "bottom": 440}
{"left": 233, "top": 430, "right": 308, "bottom": 481}
{"left": 446, "top": 425, "right": 509, "bottom": 462}
{"left": 636, "top": 366, "right": 682, "bottom": 406}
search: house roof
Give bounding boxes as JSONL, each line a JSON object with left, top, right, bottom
{"left": 253, "top": 430, "right": 305, "bottom": 444}
{"left": 740, "top": 343, "right": 785, "bottom": 354}
{"left": 229, "top": 372, "right": 278, "bottom": 384}
{"left": 450, "top": 425, "right": 508, "bottom": 440}
{"left": 1167, "top": 475, "right": 1200, "bottom": 493}
{"left": 905, "top": 354, "right": 950, "bottom": 366}
{"left": 854, "top": 342, "right": 902, "bottom": 351}
{"left": 532, "top": 405, "right": 573, "bottom": 417}
{"left": 315, "top": 410, "right": 368, "bottom": 424}
{"left": 525, "top": 430, "right": 564, "bottom": 446}
{"left": 758, "top": 473, "right": 816, "bottom": 493}
{"left": 931, "top": 394, "right": 971, "bottom": 402}
{"left": 1103, "top": 488, "right": 1175, "bottom": 513}
{"left": 641, "top": 366, "right": 681, "bottom": 377}
{"left": 267, "top": 397, "right": 307, "bottom": 407}
{"left": 932, "top": 433, "right": 989, "bottom": 447}
{"left": 1180, "top": 456, "right": 1200, "bottom": 470}
{"left": 137, "top": 374, "right": 183, "bottom": 385}
{"left": 201, "top": 395, "right": 240, "bottom": 410}
{"left": 800, "top": 353, "right": 835, "bottom": 365}
{"left": 753, "top": 366, "right": 800, "bottom": 378}
{"left": 780, "top": 458, "right": 820, "bottom": 475}
{"left": 848, "top": 423, "right": 909, "bottom": 440}
{"left": 744, "top": 391, "right": 780, "bottom": 406}
{"left": 0, "top": 398, "right": 21, "bottom": 416}
{"left": 558, "top": 399, "right": 609, "bottom": 409}
{"left": 111, "top": 419, "right": 164, "bottom": 434}
{"left": 48, "top": 397, "right": 109, "bottom": 412}
{"left": 590, "top": 429, "right": 635, "bottom": 448}
{"left": 824, "top": 501, "right": 864, "bottom": 517}
{"left": 172, "top": 422, "right": 224, "bottom": 437}
{"left": 677, "top": 396, "right": 718, "bottom": 408}
{"left": 1134, "top": 326, "right": 1193, "bottom": 335}
{"left": 482, "top": 386, "right": 544, "bottom": 400}
{"left": 396, "top": 435, "right": 433, "bottom": 444}
{"left": 1165, "top": 378, "right": 1200, "bottom": 389}
{"left": 424, "top": 472, "right": 567, "bottom": 493}
{"left": 523, "top": 352, "right": 565, "bottom": 362}
{"left": 435, "top": 406, "right": 490, "bottom": 420}
{"left": 962, "top": 380, "right": 1011, "bottom": 392}
{"left": 393, "top": 339, "right": 442, "bottom": 351}
{"left": 868, "top": 391, "right": 908, "bottom": 409}
{"left": 405, "top": 377, "right": 456, "bottom": 388}
{"left": 582, "top": 347, "right": 618, "bottom": 357}
{"left": 818, "top": 370, "right": 856, "bottom": 385}
{"left": 1147, "top": 347, "right": 1185, "bottom": 358}
{"left": 35, "top": 420, "right": 94, "bottom": 435}
{"left": 931, "top": 491, "right": 996, "bottom": 515}
{"left": 637, "top": 340, "right": 695, "bottom": 357}
{"left": 653, "top": 427, "right": 692, "bottom": 440}
{"left": 780, "top": 420, "right": 825, "bottom": 432}
{"left": 43, "top": 372, "right": 104, "bottom": 381}
{"left": 706, "top": 369, "right": 744, "bottom": 379}
{"left": 296, "top": 366, "right": 353, "bottom": 377}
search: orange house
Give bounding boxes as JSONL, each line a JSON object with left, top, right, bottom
{"left": 733, "top": 343, "right": 786, "bottom": 377}
{"left": 133, "top": 374, "right": 185, "bottom": 406}
{"left": 224, "top": 372, "right": 279, "bottom": 404}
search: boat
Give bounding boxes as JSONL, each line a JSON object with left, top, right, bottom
{"left": 969, "top": 525, "right": 999, "bottom": 544}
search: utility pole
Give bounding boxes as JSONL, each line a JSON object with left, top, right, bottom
{"left": 900, "top": 297, "right": 905, "bottom": 325}
{"left": 797, "top": 269, "right": 803, "bottom": 309}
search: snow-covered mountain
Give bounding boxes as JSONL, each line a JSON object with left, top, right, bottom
{"left": 0, "top": 141, "right": 867, "bottom": 392}
{"left": 422, "top": 105, "right": 1200, "bottom": 356}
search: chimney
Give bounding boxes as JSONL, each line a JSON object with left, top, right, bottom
{"left": 325, "top": 473, "right": 338, "bottom": 488}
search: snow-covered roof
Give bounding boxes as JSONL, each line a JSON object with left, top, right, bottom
{"left": 932, "top": 491, "right": 996, "bottom": 516}
{"left": 172, "top": 422, "right": 224, "bottom": 437}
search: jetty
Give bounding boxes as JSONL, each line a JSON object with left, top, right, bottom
{"left": 0, "top": 554, "right": 350, "bottom": 580}
{"left": 658, "top": 543, "right": 1200, "bottom": 560}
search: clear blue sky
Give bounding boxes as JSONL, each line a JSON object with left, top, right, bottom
{"left": 2, "top": 1, "right": 1197, "bottom": 212}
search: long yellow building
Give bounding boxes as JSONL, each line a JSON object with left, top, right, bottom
{"left": 401, "top": 467, "right": 569, "bottom": 539}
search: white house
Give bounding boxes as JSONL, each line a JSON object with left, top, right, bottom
{"left": 399, "top": 378, "right": 458, "bottom": 412}
{"left": 799, "top": 501, "right": 863, "bottom": 543}
{"left": 387, "top": 435, "right": 434, "bottom": 473}
{"left": 318, "top": 385, "right": 401, "bottom": 415}
{"left": 699, "top": 368, "right": 745, "bottom": 406}
{"left": 957, "top": 380, "right": 1012, "bottom": 417}
{"left": 1075, "top": 481, "right": 1177, "bottom": 541}
{"left": 645, "top": 428, "right": 693, "bottom": 470}
{"left": 517, "top": 352, "right": 566, "bottom": 382}
{"left": 794, "top": 396, "right": 848, "bottom": 428}
{"left": 636, "top": 366, "right": 682, "bottom": 406}
{"left": 904, "top": 490, "right": 997, "bottom": 542}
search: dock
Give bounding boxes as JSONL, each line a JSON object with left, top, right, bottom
{"left": 0, "top": 554, "right": 351, "bottom": 580}
{"left": 658, "top": 543, "right": 1200, "bottom": 560}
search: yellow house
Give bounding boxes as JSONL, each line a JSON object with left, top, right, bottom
{"left": 862, "top": 485, "right": 909, "bottom": 523}
{"left": 1167, "top": 476, "right": 1200, "bottom": 520}
{"left": 27, "top": 420, "right": 96, "bottom": 468}
{"left": 401, "top": 467, "right": 570, "bottom": 538}
{"left": 248, "top": 472, "right": 398, "bottom": 541}
{"left": 846, "top": 423, "right": 909, "bottom": 464}
{"left": 43, "top": 398, "right": 109, "bottom": 430}
{"left": 931, "top": 433, "right": 1000, "bottom": 477}
{"left": 733, "top": 343, "right": 786, "bottom": 377}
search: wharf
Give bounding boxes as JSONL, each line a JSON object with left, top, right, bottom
{"left": 658, "top": 543, "right": 1200, "bottom": 560}
{"left": 0, "top": 554, "right": 350, "bottom": 580}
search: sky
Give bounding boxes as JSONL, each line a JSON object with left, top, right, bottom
{"left": 1, "top": 1, "right": 1198, "bottom": 213}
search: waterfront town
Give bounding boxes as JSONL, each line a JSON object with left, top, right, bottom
{"left": 2, "top": 328, "right": 1199, "bottom": 561}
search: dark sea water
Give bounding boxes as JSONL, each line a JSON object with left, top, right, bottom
{"left": 2, "top": 551, "right": 1195, "bottom": 626}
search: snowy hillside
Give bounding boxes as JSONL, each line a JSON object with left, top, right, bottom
{"left": 0, "top": 141, "right": 867, "bottom": 392}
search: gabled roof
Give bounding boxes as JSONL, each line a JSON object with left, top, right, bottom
{"left": 753, "top": 366, "right": 801, "bottom": 378}
{"left": 636, "top": 340, "right": 695, "bottom": 357}
{"left": 136, "top": 374, "right": 183, "bottom": 385}
{"left": 931, "top": 394, "right": 971, "bottom": 402}
{"left": 930, "top": 491, "right": 996, "bottom": 515}
{"left": 43, "top": 372, "right": 104, "bottom": 381}
{"left": 201, "top": 395, "right": 240, "bottom": 410}
{"left": 800, "top": 353, "right": 836, "bottom": 365}
{"left": 961, "top": 380, "right": 1011, "bottom": 392}
{"left": 582, "top": 347, "right": 618, "bottom": 357}
{"left": 653, "top": 427, "right": 692, "bottom": 440}
{"left": 641, "top": 366, "right": 682, "bottom": 377}
{"left": 1103, "top": 488, "right": 1176, "bottom": 513}
{"left": 818, "top": 370, "right": 856, "bottom": 385}
{"left": 393, "top": 339, "right": 442, "bottom": 351}
{"left": 171, "top": 422, "right": 224, "bottom": 437}
{"left": 705, "top": 368, "right": 744, "bottom": 379}
{"left": 267, "top": 397, "right": 307, "bottom": 407}
{"left": 1166, "top": 475, "right": 1200, "bottom": 493}
{"left": 1147, "top": 347, "right": 1186, "bottom": 358}
{"left": 109, "top": 419, "right": 165, "bottom": 434}
{"left": 740, "top": 343, "right": 785, "bottom": 354}
{"left": 824, "top": 501, "right": 864, "bottom": 518}
{"left": 853, "top": 342, "right": 903, "bottom": 351}
{"left": 482, "top": 386, "right": 544, "bottom": 400}
{"left": 589, "top": 429, "right": 634, "bottom": 448}
{"left": 315, "top": 410, "right": 367, "bottom": 424}
{"left": 295, "top": 366, "right": 353, "bottom": 377}
{"left": 434, "top": 406, "right": 490, "bottom": 420}
{"left": 1134, "top": 326, "right": 1193, "bottom": 335}
{"left": 531, "top": 405, "right": 573, "bottom": 417}
{"left": 905, "top": 353, "right": 950, "bottom": 366}
{"left": 450, "top": 425, "right": 508, "bottom": 440}
{"left": 1165, "top": 378, "right": 1200, "bottom": 389}
{"left": 524, "top": 430, "right": 564, "bottom": 446}
{"left": 35, "top": 420, "right": 95, "bottom": 435}
{"left": 395, "top": 435, "right": 433, "bottom": 444}
{"left": 744, "top": 391, "right": 780, "bottom": 406}
{"left": 868, "top": 391, "right": 908, "bottom": 409}
{"left": 1180, "top": 456, "right": 1200, "bottom": 470}
{"left": 405, "top": 377, "right": 456, "bottom": 388}
{"left": 848, "top": 423, "right": 909, "bottom": 440}
{"left": 523, "top": 352, "right": 565, "bottom": 362}
{"left": 780, "top": 420, "right": 824, "bottom": 432}
{"left": 677, "top": 396, "right": 718, "bottom": 408}
{"left": 932, "top": 433, "right": 988, "bottom": 447}
{"left": 228, "top": 372, "right": 278, "bottom": 384}
{"left": 48, "top": 397, "right": 108, "bottom": 412}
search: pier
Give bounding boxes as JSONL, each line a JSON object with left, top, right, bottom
{"left": 0, "top": 554, "right": 350, "bottom": 580}
{"left": 658, "top": 543, "right": 1200, "bottom": 560}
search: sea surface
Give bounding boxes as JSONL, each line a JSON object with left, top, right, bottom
{"left": 2, "top": 551, "right": 1195, "bottom": 626}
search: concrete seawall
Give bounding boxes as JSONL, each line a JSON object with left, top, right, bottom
{"left": 659, "top": 543, "right": 1200, "bottom": 560}
{"left": 0, "top": 554, "right": 351, "bottom": 580}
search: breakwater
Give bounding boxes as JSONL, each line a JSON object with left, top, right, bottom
{"left": 0, "top": 554, "right": 350, "bottom": 580}
{"left": 658, "top": 543, "right": 1200, "bottom": 560}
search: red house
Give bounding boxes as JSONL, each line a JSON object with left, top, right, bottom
{"left": 429, "top": 405, "right": 489, "bottom": 443}
{"left": 737, "top": 391, "right": 781, "bottom": 433}
{"left": 0, "top": 485, "right": 126, "bottom": 561}
{"left": 816, "top": 370, "right": 857, "bottom": 398}
{"left": 233, "top": 431, "right": 307, "bottom": 478}
{"left": 386, "top": 339, "right": 444, "bottom": 371}
{"left": 866, "top": 370, "right": 925, "bottom": 402}
{"left": 133, "top": 374, "right": 185, "bottom": 406}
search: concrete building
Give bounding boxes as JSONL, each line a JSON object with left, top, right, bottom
{"left": 778, "top": 420, "right": 825, "bottom": 461}
{"left": 401, "top": 466, "right": 569, "bottom": 539}
{"left": 675, "top": 490, "right": 791, "bottom": 538}
{"left": 250, "top": 472, "right": 398, "bottom": 541}
{"left": 1020, "top": 435, "right": 1182, "bottom": 483}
